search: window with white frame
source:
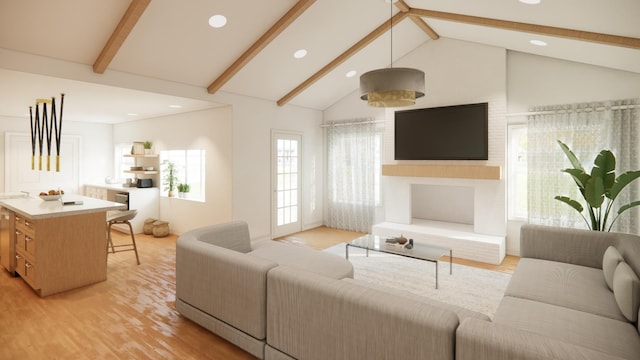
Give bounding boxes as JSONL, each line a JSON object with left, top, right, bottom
{"left": 115, "top": 143, "right": 135, "bottom": 181}
{"left": 160, "top": 149, "right": 205, "bottom": 201}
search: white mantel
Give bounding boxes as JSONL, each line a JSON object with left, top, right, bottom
{"left": 383, "top": 174, "right": 505, "bottom": 236}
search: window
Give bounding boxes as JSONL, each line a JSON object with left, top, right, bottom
{"left": 507, "top": 125, "right": 527, "bottom": 220}
{"left": 328, "top": 131, "right": 382, "bottom": 206}
{"left": 160, "top": 149, "right": 206, "bottom": 201}
{"left": 115, "top": 143, "right": 134, "bottom": 180}
{"left": 326, "top": 121, "right": 382, "bottom": 233}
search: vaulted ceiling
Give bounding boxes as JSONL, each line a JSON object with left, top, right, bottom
{"left": 0, "top": 0, "right": 638, "bottom": 123}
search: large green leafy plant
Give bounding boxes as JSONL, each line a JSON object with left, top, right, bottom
{"left": 555, "top": 140, "right": 640, "bottom": 231}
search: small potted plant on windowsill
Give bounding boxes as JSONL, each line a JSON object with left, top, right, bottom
{"left": 177, "top": 183, "right": 190, "bottom": 198}
{"left": 162, "top": 160, "right": 178, "bottom": 197}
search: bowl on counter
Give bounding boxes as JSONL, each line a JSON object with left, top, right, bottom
{"left": 40, "top": 195, "right": 62, "bottom": 201}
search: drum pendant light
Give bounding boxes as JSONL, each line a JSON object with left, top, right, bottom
{"left": 360, "top": 1, "right": 425, "bottom": 107}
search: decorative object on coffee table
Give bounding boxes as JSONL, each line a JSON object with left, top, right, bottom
{"left": 346, "top": 234, "right": 452, "bottom": 289}
{"left": 396, "top": 234, "right": 408, "bottom": 244}
{"left": 405, "top": 239, "right": 414, "bottom": 250}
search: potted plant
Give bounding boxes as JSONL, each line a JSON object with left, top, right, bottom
{"left": 143, "top": 141, "right": 153, "bottom": 154}
{"left": 162, "top": 160, "right": 179, "bottom": 197}
{"left": 177, "top": 183, "right": 190, "bottom": 198}
{"left": 555, "top": 140, "right": 640, "bottom": 231}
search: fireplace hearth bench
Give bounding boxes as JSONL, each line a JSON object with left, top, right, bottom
{"left": 176, "top": 222, "right": 640, "bottom": 360}
{"left": 373, "top": 219, "right": 505, "bottom": 265}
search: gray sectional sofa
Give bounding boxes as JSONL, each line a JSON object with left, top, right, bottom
{"left": 458, "top": 224, "right": 640, "bottom": 360}
{"left": 176, "top": 222, "right": 640, "bottom": 360}
{"left": 175, "top": 220, "right": 354, "bottom": 358}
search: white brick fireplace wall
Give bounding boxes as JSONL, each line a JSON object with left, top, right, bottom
{"left": 374, "top": 92, "right": 507, "bottom": 264}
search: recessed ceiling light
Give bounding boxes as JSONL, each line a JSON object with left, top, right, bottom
{"left": 293, "top": 49, "right": 307, "bottom": 59}
{"left": 346, "top": 70, "right": 357, "bottom": 78}
{"left": 169, "top": 104, "right": 182, "bottom": 109}
{"left": 208, "top": 14, "right": 227, "bottom": 28}
{"left": 384, "top": 0, "right": 399, "bottom": 3}
{"left": 127, "top": 113, "right": 138, "bottom": 116}
{"left": 519, "top": 0, "right": 541, "bottom": 4}
{"left": 530, "top": 39, "right": 547, "bottom": 46}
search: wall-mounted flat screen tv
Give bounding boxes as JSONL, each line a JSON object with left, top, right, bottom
{"left": 394, "top": 102, "right": 489, "bottom": 160}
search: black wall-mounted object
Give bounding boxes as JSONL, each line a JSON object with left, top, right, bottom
{"left": 394, "top": 102, "right": 489, "bottom": 160}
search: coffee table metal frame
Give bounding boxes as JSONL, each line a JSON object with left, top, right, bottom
{"left": 345, "top": 234, "right": 452, "bottom": 289}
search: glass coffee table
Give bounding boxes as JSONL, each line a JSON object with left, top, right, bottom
{"left": 346, "top": 234, "right": 452, "bottom": 289}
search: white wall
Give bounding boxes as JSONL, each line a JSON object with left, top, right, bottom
{"left": 507, "top": 51, "right": 640, "bottom": 113}
{"left": 113, "top": 107, "right": 233, "bottom": 235}
{"left": 0, "top": 116, "right": 113, "bottom": 193}
{"left": 506, "top": 51, "right": 640, "bottom": 254}
{"left": 212, "top": 92, "right": 324, "bottom": 240}
{"left": 325, "top": 38, "right": 508, "bottom": 238}
{"left": 325, "top": 40, "right": 640, "bottom": 257}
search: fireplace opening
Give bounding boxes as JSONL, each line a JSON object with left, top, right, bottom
{"left": 411, "top": 184, "right": 474, "bottom": 225}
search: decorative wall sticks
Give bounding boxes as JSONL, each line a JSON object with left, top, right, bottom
{"left": 29, "top": 93, "right": 65, "bottom": 171}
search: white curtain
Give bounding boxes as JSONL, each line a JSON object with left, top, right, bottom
{"left": 326, "top": 120, "right": 380, "bottom": 233}
{"left": 527, "top": 98, "right": 640, "bottom": 234}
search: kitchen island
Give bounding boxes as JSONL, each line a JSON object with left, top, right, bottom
{"left": 0, "top": 195, "right": 125, "bottom": 297}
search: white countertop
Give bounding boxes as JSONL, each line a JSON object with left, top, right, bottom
{"left": 0, "top": 195, "right": 126, "bottom": 219}
{"left": 85, "top": 183, "right": 156, "bottom": 192}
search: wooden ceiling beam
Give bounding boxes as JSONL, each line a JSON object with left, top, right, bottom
{"left": 395, "top": 0, "right": 439, "bottom": 40}
{"left": 409, "top": 8, "right": 640, "bottom": 50}
{"left": 207, "top": 0, "right": 316, "bottom": 94}
{"left": 277, "top": 11, "right": 409, "bottom": 107}
{"left": 93, "top": 0, "right": 151, "bottom": 74}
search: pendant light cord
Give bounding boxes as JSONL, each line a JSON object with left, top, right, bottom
{"left": 390, "top": 0, "right": 393, "bottom": 68}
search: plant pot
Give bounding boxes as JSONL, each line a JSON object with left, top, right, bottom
{"left": 168, "top": 190, "right": 175, "bottom": 197}
{"left": 144, "top": 149, "right": 152, "bottom": 155}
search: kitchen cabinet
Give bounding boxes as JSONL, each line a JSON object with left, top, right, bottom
{"left": 1, "top": 193, "right": 29, "bottom": 275}
{"left": 85, "top": 184, "right": 159, "bottom": 234}
{"left": 0, "top": 207, "right": 16, "bottom": 274}
{"left": 84, "top": 186, "right": 108, "bottom": 200}
{"left": 0, "top": 196, "right": 125, "bottom": 297}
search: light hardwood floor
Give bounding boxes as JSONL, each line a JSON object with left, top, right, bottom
{"left": 0, "top": 232, "right": 255, "bottom": 360}
{"left": 0, "top": 226, "right": 518, "bottom": 359}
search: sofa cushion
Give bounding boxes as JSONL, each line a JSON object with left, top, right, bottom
{"left": 342, "top": 278, "right": 489, "bottom": 322}
{"left": 505, "top": 258, "right": 625, "bottom": 321}
{"left": 188, "top": 220, "right": 252, "bottom": 253}
{"left": 604, "top": 246, "right": 625, "bottom": 290}
{"left": 267, "top": 266, "right": 459, "bottom": 360}
{"left": 493, "top": 296, "right": 640, "bottom": 360}
{"left": 176, "top": 237, "right": 278, "bottom": 341}
{"left": 457, "top": 317, "right": 627, "bottom": 360}
{"left": 613, "top": 262, "right": 640, "bottom": 322}
{"left": 249, "top": 240, "right": 354, "bottom": 279}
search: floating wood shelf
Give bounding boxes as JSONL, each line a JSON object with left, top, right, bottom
{"left": 124, "top": 170, "right": 158, "bottom": 175}
{"left": 382, "top": 164, "right": 502, "bottom": 180}
{"left": 124, "top": 154, "right": 158, "bottom": 158}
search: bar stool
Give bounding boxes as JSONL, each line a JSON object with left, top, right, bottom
{"left": 106, "top": 209, "right": 140, "bottom": 265}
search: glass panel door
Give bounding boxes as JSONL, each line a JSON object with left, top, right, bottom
{"left": 272, "top": 131, "right": 302, "bottom": 238}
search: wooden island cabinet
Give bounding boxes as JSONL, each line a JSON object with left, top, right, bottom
{"left": 0, "top": 195, "right": 125, "bottom": 297}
